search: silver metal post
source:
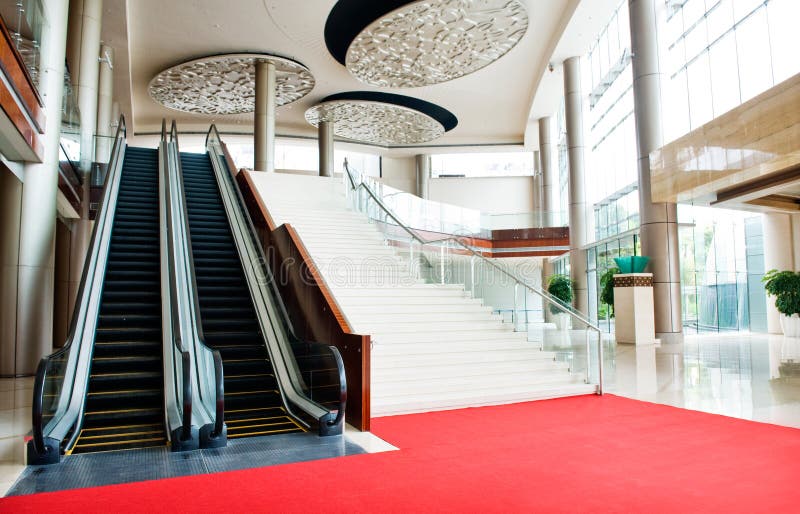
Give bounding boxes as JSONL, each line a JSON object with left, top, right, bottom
{"left": 585, "top": 328, "right": 591, "bottom": 384}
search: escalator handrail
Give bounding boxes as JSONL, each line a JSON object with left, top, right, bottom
{"left": 169, "top": 121, "right": 225, "bottom": 438}
{"left": 206, "top": 125, "right": 344, "bottom": 431}
{"left": 31, "top": 115, "right": 127, "bottom": 457}
{"left": 159, "top": 119, "right": 193, "bottom": 443}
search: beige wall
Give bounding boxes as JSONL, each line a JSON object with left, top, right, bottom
{"left": 380, "top": 156, "right": 416, "bottom": 194}
{"left": 0, "top": 168, "right": 22, "bottom": 376}
{"left": 429, "top": 176, "right": 535, "bottom": 214}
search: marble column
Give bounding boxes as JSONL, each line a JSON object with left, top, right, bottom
{"left": 416, "top": 154, "right": 430, "bottom": 199}
{"left": 538, "top": 117, "right": 556, "bottom": 226}
{"left": 763, "top": 212, "right": 795, "bottom": 334}
{"left": 563, "top": 56, "right": 589, "bottom": 315}
{"left": 95, "top": 44, "right": 114, "bottom": 163}
{"left": 318, "top": 121, "right": 334, "bottom": 177}
{"left": 15, "top": 0, "right": 70, "bottom": 375}
{"left": 629, "top": 0, "right": 682, "bottom": 342}
{"left": 68, "top": 0, "right": 103, "bottom": 173}
{"left": 532, "top": 150, "right": 541, "bottom": 216}
{"left": 254, "top": 60, "right": 276, "bottom": 172}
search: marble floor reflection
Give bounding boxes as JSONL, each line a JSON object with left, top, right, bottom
{"left": 604, "top": 333, "right": 800, "bottom": 429}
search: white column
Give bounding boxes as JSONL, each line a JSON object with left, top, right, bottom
{"left": 763, "top": 212, "right": 795, "bottom": 334}
{"left": 0, "top": 170, "right": 23, "bottom": 376}
{"left": 532, "top": 150, "right": 541, "bottom": 216}
{"left": 318, "top": 120, "right": 334, "bottom": 177}
{"left": 15, "top": 0, "right": 70, "bottom": 375}
{"left": 71, "top": 0, "right": 103, "bottom": 173}
{"left": 254, "top": 60, "right": 276, "bottom": 172}
{"left": 629, "top": 0, "right": 683, "bottom": 341}
{"left": 538, "top": 117, "right": 556, "bottom": 226}
{"left": 563, "top": 56, "right": 588, "bottom": 315}
{"left": 95, "top": 44, "right": 114, "bottom": 163}
{"left": 416, "top": 154, "right": 430, "bottom": 199}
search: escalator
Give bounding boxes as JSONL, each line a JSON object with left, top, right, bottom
{"left": 180, "top": 152, "right": 303, "bottom": 438}
{"left": 71, "top": 147, "right": 166, "bottom": 453}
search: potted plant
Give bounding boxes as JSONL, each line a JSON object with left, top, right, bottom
{"left": 547, "top": 274, "right": 574, "bottom": 330}
{"left": 599, "top": 267, "right": 620, "bottom": 318}
{"left": 762, "top": 269, "right": 800, "bottom": 337}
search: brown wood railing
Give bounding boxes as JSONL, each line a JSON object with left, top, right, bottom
{"left": 235, "top": 167, "right": 371, "bottom": 431}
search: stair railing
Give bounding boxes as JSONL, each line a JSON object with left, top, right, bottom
{"left": 206, "top": 125, "right": 346, "bottom": 435}
{"left": 28, "top": 115, "right": 128, "bottom": 464}
{"left": 342, "top": 161, "right": 605, "bottom": 394}
{"left": 164, "top": 121, "right": 226, "bottom": 447}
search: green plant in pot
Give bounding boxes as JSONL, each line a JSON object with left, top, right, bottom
{"left": 547, "top": 274, "right": 574, "bottom": 330}
{"left": 599, "top": 267, "right": 620, "bottom": 318}
{"left": 762, "top": 269, "right": 800, "bottom": 337}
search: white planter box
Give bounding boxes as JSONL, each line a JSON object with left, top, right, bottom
{"left": 780, "top": 313, "right": 800, "bottom": 338}
{"left": 553, "top": 313, "right": 571, "bottom": 331}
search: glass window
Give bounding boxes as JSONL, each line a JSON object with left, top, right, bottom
{"left": 708, "top": 32, "right": 740, "bottom": 117}
{"left": 687, "top": 52, "right": 714, "bottom": 129}
{"left": 735, "top": 8, "right": 773, "bottom": 102}
{"left": 767, "top": 0, "right": 800, "bottom": 84}
{"left": 430, "top": 152, "right": 534, "bottom": 178}
{"left": 335, "top": 150, "right": 380, "bottom": 177}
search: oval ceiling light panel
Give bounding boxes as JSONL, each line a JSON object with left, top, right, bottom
{"left": 149, "top": 53, "right": 314, "bottom": 115}
{"left": 325, "top": 0, "right": 529, "bottom": 88}
{"left": 305, "top": 91, "right": 458, "bottom": 146}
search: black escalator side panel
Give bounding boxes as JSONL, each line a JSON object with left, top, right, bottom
{"left": 72, "top": 146, "right": 167, "bottom": 454}
{"left": 180, "top": 152, "right": 302, "bottom": 438}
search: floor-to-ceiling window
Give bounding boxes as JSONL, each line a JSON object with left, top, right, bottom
{"left": 565, "top": 0, "right": 786, "bottom": 332}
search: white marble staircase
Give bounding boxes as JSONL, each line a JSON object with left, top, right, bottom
{"left": 249, "top": 172, "right": 595, "bottom": 416}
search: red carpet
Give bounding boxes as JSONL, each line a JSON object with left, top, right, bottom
{"left": 3, "top": 395, "right": 799, "bottom": 513}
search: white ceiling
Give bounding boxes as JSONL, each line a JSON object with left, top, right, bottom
{"left": 108, "top": 0, "right": 594, "bottom": 155}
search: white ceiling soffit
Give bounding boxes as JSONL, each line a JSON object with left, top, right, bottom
{"left": 121, "top": 0, "right": 577, "bottom": 153}
{"left": 525, "top": 0, "right": 621, "bottom": 150}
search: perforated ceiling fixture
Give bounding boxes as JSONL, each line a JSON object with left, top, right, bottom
{"left": 148, "top": 53, "right": 314, "bottom": 115}
{"left": 325, "top": 0, "right": 529, "bottom": 88}
{"left": 305, "top": 92, "right": 458, "bottom": 146}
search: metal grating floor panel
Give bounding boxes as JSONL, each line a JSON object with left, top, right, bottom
{"left": 7, "top": 433, "right": 366, "bottom": 496}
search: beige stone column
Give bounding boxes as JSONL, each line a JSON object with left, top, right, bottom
{"left": 254, "top": 60, "right": 276, "bottom": 172}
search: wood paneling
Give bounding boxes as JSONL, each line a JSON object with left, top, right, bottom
{"left": 650, "top": 72, "right": 800, "bottom": 205}
{"left": 237, "top": 170, "right": 371, "bottom": 431}
{"left": 0, "top": 15, "right": 44, "bottom": 161}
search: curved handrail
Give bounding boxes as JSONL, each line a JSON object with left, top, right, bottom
{"left": 206, "top": 125, "right": 346, "bottom": 434}
{"left": 343, "top": 161, "right": 604, "bottom": 393}
{"left": 327, "top": 346, "right": 347, "bottom": 429}
{"left": 30, "top": 115, "right": 127, "bottom": 461}
{"left": 167, "top": 121, "right": 225, "bottom": 442}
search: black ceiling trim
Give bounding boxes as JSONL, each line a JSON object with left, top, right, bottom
{"left": 325, "top": 0, "right": 414, "bottom": 66}
{"left": 320, "top": 91, "right": 458, "bottom": 132}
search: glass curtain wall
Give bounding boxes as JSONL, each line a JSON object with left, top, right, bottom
{"left": 566, "top": 0, "right": 787, "bottom": 333}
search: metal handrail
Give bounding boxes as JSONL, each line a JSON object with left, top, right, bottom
{"left": 166, "top": 121, "right": 225, "bottom": 442}
{"left": 206, "top": 125, "right": 345, "bottom": 433}
{"left": 343, "top": 161, "right": 604, "bottom": 393}
{"left": 30, "top": 115, "right": 127, "bottom": 461}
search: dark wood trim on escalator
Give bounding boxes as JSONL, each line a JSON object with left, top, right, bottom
{"left": 237, "top": 169, "right": 371, "bottom": 431}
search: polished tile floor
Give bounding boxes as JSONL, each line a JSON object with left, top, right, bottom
{"left": 2, "top": 332, "right": 799, "bottom": 496}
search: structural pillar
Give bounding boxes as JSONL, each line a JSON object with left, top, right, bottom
{"left": 629, "top": 0, "right": 682, "bottom": 341}
{"left": 415, "top": 154, "right": 430, "bottom": 199}
{"left": 254, "top": 60, "right": 276, "bottom": 172}
{"left": 69, "top": 0, "right": 103, "bottom": 173}
{"left": 538, "top": 117, "right": 556, "bottom": 226}
{"left": 563, "top": 56, "right": 589, "bottom": 316}
{"left": 762, "top": 212, "right": 795, "bottom": 334}
{"left": 15, "top": 0, "right": 70, "bottom": 375}
{"left": 318, "top": 120, "right": 334, "bottom": 177}
{"left": 532, "top": 150, "right": 541, "bottom": 216}
{"left": 95, "top": 44, "right": 114, "bottom": 163}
